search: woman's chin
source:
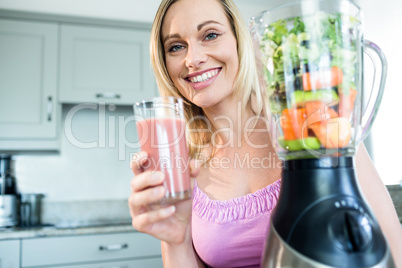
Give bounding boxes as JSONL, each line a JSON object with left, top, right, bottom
{"left": 191, "top": 97, "right": 217, "bottom": 109}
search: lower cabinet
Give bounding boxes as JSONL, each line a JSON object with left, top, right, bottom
{"left": 46, "top": 258, "right": 162, "bottom": 268}
{"left": 21, "top": 232, "right": 162, "bottom": 268}
{"left": 0, "top": 239, "right": 20, "bottom": 268}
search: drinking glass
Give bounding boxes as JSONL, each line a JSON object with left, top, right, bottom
{"left": 134, "top": 96, "right": 191, "bottom": 204}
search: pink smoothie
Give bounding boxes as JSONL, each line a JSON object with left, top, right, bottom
{"left": 137, "top": 118, "right": 191, "bottom": 201}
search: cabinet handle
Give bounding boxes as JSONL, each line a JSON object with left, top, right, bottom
{"left": 47, "top": 96, "right": 53, "bottom": 121}
{"left": 96, "top": 93, "right": 121, "bottom": 99}
{"left": 99, "top": 243, "right": 128, "bottom": 251}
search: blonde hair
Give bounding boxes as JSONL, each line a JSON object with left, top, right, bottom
{"left": 150, "top": 0, "right": 264, "bottom": 159}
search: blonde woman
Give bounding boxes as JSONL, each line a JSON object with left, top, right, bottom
{"left": 129, "top": 0, "right": 402, "bottom": 267}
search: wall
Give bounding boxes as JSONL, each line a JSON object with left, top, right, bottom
{"left": 0, "top": 0, "right": 270, "bottom": 24}
{"left": 0, "top": 0, "right": 160, "bottom": 23}
{"left": 360, "top": 0, "right": 402, "bottom": 185}
{"left": 14, "top": 104, "right": 139, "bottom": 202}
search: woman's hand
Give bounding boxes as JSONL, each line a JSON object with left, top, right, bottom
{"left": 128, "top": 151, "right": 200, "bottom": 244}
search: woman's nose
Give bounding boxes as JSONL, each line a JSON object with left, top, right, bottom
{"left": 185, "top": 44, "right": 206, "bottom": 69}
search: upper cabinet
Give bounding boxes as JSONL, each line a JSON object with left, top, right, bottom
{"left": 0, "top": 19, "right": 60, "bottom": 151}
{"left": 59, "top": 24, "right": 157, "bottom": 105}
{"left": 0, "top": 10, "right": 156, "bottom": 152}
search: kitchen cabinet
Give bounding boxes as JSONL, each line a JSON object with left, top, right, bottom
{"left": 21, "top": 232, "right": 162, "bottom": 267}
{"left": 0, "top": 239, "right": 20, "bottom": 268}
{"left": 0, "top": 13, "right": 156, "bottom": 152}
{"left": 59, "top": 24, "right": 157, "bottom": 105}
{"left": 0, "top": 19, "right": 60, "bottom": 151}
{"left": 48, "top": 258, "right": 163, "bottom": 268}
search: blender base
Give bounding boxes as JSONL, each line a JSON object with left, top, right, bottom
{"left": 261, "top": 157, "right": 395, "bottom": 268}
{"left": 262, "top": 222, "right": 395, "bottom": 268}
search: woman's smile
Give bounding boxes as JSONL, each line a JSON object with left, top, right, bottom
{"left": 186, "top": 68, "right": 221, "bottom": 90}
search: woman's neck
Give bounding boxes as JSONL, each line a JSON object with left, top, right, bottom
{"left": 202, "top": 98, "right": 258, "bottom": 148}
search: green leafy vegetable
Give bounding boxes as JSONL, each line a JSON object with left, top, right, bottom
{"left": 260, "top": 12, "right": 360, "bottom": 104}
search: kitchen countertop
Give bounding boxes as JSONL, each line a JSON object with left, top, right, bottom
{"left": 0, "top": 222, "right": 135, "bottom": 241}
{"left": 3, "top": 221, "right": 399, "bottom": 242}
{"left": 0, "top": 199, "right": 138, "bottom": 241}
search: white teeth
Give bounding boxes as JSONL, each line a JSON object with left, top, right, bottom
{"left": 190, "top": 70, "right": 218, "bottom": 83}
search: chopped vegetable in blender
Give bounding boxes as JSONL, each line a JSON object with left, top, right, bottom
{"left": 302, "top": 66, "right": 343, "bottom": 91}
{"left": 260, "top": 12, "right": 359, "bottom": 150}
{"left": 278, "top": 137, "right": 321, "bottom": 151}
{"left": 280, "top": 108, "right": 308, "bottom": 140}
{"left": 305, "top": 101, "right": 338, "bottom": 125}
{"left": 309, "top": 117, "right": 352, "bottom": 149}
{"left": 339, "top": 88, "right": 358, "bottom": 118}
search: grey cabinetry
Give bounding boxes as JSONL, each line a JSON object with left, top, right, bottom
{"left": 21, "top": 232, "right": 162, "bottom": 267}
{"left": 59, "top": 24, "right": 157, "bottom": 105}
{"left": 0, "top": 19, "right": 59, "bottom": 151}
{"left": 47, "top": 259, "right": 162, "bottom": 268}
{"left": 0, "top": 239, "right": 20, "bottom": 268}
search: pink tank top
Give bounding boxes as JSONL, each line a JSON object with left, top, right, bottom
{"left": 192, "top": 179, "right": 281, "bottom": 268}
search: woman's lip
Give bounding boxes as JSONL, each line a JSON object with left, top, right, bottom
{"left": 186, "top": 68, "right": 221, "bottom": 90}
{"left": 186, "top": 68, "right": 221, "bottom": 79}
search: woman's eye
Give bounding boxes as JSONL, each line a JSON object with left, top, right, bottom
{"left": 168, "top": 45, "right": 184, "bottom": 52}
{"left": 205, "top": 33, "right": 219, "bottom": 41}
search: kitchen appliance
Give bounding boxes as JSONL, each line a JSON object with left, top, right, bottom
{"left": 20, "top": 193, "right": 45, "bottom": 226}
{"left": 0, "top": 155, "right": 18, "bottom": 227}
{"left": 249, "top": 0, "right": 395, "bottom": 267}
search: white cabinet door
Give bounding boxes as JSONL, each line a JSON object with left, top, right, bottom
{"left": 59, "top": 24, "right": 157, "bottom": 105}
{"left": 21, "top": 232, "right": 161, "bottom": 267}
{"left": 0, "top": 239, "right": 20, "bottom": 268}
{"left": 47, "top": 258, "right": 163, "bottom": 268}
{"left": 0, "top": 19, "right": 58, "bottom": 141}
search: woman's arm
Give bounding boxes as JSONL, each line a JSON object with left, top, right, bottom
{"left": 356, "top": 144, "right": 402, "bottom": 266}
{"left": 161, "top": 224, "right": 206, "bottom": 268}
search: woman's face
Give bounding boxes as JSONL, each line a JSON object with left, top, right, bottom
{"left": 162, "top": 0, "right": 239, "bottom": 109}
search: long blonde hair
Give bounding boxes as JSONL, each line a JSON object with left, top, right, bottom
{"left": 150, "top": 0, "right": 264, "bottom": 159}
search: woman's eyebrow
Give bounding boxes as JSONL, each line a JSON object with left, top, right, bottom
{"left": 197, "top": 20, "right": 222, "bottom": 31}
{"left": 163, "top": 20, "right": 222, "bottom": 44}
{"left": 163, "top": 33, "right": 181, "bottom": 44}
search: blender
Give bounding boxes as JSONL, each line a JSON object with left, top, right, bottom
{"left": 249, "top": 0, "right": 395, "bottom": 267}
{"left": 0, "top": 155, "right": 18, "bottom": 227}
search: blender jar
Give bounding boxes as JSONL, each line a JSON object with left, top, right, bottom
{"left": 249, "top": 0, "right": 387, "bottom": 160}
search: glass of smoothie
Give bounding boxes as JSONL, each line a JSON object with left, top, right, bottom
{"left": 134, "top": 96, "right": 192, "bottom": 205}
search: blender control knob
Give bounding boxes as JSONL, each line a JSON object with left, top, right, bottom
{"left": 330, "top": 210, "right": 373, "bottom": 252}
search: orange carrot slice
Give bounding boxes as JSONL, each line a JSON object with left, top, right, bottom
{"left": 305, "top": 101, "right": 338, "bottom": 125}
{"left": 309, "top": 117, "right": 351, "bottom": 149}
{"left": 280, "top": 108, "right": 308, "bottom": 141}
{"left": 339, "top": 88, "right": 358, "bottom": 118}
{"left": 302, "top": 66, "right": 343, "bottom": 91}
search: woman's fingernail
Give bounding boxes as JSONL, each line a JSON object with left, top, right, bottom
{"left": 161, "top": 206, "right": 175, "bottom": 216}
